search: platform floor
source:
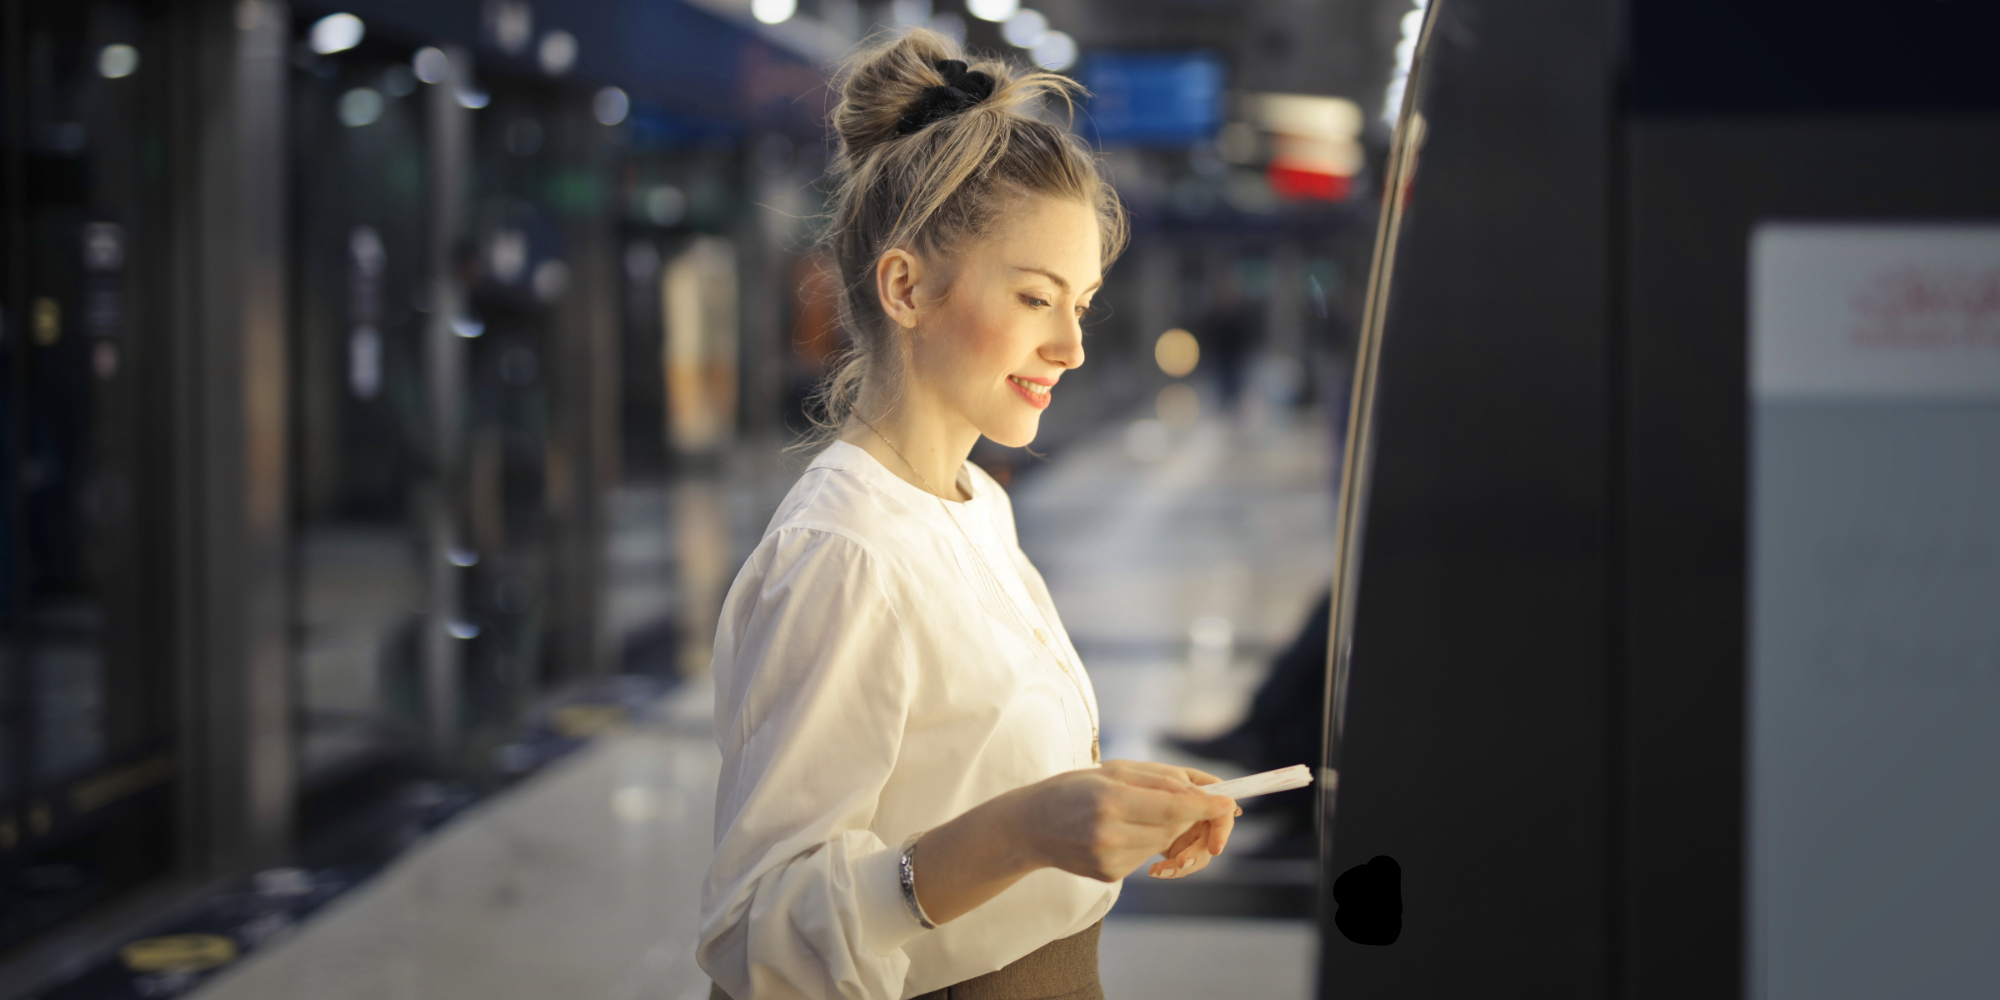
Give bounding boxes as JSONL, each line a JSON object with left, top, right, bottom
{"left": 187, "top": 404, "right": 1336, "bottom": 1000}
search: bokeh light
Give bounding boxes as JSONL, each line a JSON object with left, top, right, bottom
{"left": 1002, "top": 9, "right": 1047, "bottom": 47}
{"left": 1031, "top": 30, "right": 1076, "bottom": 71}
{"left": 594, "top": 86, "right": 630, "bottom": 125}
{"left": 752, "top": 0, "right": 796, "bottom": 25}
{"left": 967, "top": 0, "right": 1019, "bottom": 23}
{"left": 1154, "top": 328, "right": 1200, "bottom": 377}
{"left": 413, "top": 46, "right": 449, "bottom": 84}
{"left": 538, "top": 31, "right": 577, "bottom": 75}
{"left": 309, "top": 13, "right": 365, "bottom": 55}
{"left": 98, "top": 44, "right": 139, "bottom": 79}
{"left": 337, "top": 88, "right": 383, "bottom": 127}
{"left": 1156, "top": 383, "right": 1200, "bottom": 427}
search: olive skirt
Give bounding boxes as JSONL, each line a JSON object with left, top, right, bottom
{"left": 709, "top": 921, "right": 1104, "bottom": 1000}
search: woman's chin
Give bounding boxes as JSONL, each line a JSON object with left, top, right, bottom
{"left": 982, "top": 417, "right": 1042, "bottom": 450}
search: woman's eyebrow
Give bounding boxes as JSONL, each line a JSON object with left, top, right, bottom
{"left": 1011, "top": 265, "right": 1103, "bottom": 294}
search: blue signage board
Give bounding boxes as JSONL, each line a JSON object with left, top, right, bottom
{"left": 1079, "top": 50, "right": 1226, "bottom": 147}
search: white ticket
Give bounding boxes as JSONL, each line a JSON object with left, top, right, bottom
{"left": 1200, "top": 764, "right": 1314, "bottom": 800}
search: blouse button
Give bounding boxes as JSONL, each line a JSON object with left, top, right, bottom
{"left": 1033, "top": 628, "right": 1046, "bottom": 644}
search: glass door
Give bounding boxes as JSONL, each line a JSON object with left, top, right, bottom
{"left": 287, "top": 28, "right": 437, "bottom": 795}
{"left": 0, "top": 0, "right": 177, "bottom": 949}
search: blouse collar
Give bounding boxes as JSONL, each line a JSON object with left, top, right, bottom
{"left": 811, "top": 440, "right": 987, "bottom": 515}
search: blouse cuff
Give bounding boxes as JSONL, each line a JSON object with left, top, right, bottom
{"left": 855, "top": 843, "right": 931, "bottom": 957}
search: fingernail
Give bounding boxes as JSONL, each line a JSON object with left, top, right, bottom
{"left": 1234, "top": 807, "right": 1244, "bottom": 816}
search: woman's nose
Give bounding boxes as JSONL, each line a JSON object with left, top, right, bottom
{"left": 1045, "top": 318, "right": 1086, "bottom": 370}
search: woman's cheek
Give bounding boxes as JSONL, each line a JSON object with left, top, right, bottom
{"left": 964, "top": 315, "right": 1028, "bottom": 376}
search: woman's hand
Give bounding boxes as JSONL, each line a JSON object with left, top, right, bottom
{"left": 1014, "top": 760, "right": 1238, "bottom": 883}
{"left": 1141, "top": 765, "right": 1239, "bottom": 880}
{"left": 908, "top": 760, "right": 1239, "bottom": 925}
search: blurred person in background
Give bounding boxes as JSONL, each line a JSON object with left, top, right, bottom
{"left": 700, "top": 30, "right": 1240, "bottom": 1000}
{"left": 1170, "top": 590, "right": 1331, "bottom": 859}
{"left": 1200, "top": 265, "right": 1263, "bottom": 409}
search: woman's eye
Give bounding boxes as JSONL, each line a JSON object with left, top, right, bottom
{"left": 1021, "top": 294, "right": 1051, "bottom": 309}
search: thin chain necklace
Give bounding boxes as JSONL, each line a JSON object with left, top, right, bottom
{"left": 852, "top": 415, "right": 1101, "bottom": 764}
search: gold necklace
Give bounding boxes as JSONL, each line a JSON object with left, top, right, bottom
{"left": 852, "top": 416, "right": 1101, "bottom": 764}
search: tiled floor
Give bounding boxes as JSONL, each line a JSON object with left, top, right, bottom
{"left": 187, "top": 403, "right": 1335, "bottom": 1000}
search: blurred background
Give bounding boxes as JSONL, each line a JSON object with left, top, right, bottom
{"left": 8, "top": 0, "right": 2000, "bottom": 998}
{"left": 0, "top": 0, "right": 1408, "bottom": 996}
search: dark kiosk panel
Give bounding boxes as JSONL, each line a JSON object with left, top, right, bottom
{"left": 1319, "top": 1, "right": 2000, "bottom": 997}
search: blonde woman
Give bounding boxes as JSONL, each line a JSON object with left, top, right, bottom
{"left": 700, "top": 29, "right": 1240, "bottom": 1000}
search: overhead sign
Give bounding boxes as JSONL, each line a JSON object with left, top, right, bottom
{"left": 1079, "top": 51, "right": 1225, "bottom": 147}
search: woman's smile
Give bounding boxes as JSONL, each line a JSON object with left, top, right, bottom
{"left": 1008, "top": 374, "right": 1054, "bottom": 409}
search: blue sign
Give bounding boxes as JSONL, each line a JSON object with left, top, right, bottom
{"left": 1079, "top": 51, "right": 1226, "bottom": 146}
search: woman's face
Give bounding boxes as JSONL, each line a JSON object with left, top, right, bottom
{"left": 906, "top": 196, "right": 1102, "bottom": 449}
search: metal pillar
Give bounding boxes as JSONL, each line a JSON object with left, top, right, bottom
{"left": 170, "top": 0, "right": 294, "bottom": 874}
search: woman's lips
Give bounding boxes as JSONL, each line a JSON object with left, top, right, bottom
{"left": 1008, "top": 374, "right": 1053, "bottom": 410}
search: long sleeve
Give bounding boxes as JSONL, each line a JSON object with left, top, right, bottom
{"left": 698, "top": 526, "right": 926, "bottom": 1000}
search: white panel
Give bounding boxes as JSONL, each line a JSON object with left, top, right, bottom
{"left": 1751, "top": 224, "right": 2000, "bottom": 400}
{"left": 1747, "top": 222, "right": 2000, "bottom": 1000}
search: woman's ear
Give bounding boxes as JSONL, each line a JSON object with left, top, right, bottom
{"left": 876, "top": 249, "right": 923, "bottom": 330}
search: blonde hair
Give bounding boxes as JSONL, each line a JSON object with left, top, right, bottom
{"left": 804, "top": 27, "right": 1129, "bottom": 442}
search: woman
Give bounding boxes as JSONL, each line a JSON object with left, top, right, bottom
{"left": 700, "top": 29, "right": 1240, "bottom": 1000}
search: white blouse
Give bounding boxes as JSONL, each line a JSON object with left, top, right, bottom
{"left": 698, "top": 441, "right": 1115, "bottom": 1000}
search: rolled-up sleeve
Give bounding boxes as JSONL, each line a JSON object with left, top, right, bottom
{"left": 699, "top": 527, "right": 925, "bottom": 1000}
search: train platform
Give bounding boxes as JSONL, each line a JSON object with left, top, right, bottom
{"left": 105, "top": 399, "right": 1336, "bottom": 1000}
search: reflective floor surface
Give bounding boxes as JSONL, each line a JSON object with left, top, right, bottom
{"left": 184, "top": 401, "right": 1336, "bottom": 1000}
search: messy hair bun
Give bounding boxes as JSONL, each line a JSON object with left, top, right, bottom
{"left": 808, "top": 27, "right": 1128, "bottom": 439}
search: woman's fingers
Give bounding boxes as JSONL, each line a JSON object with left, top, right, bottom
{"left": 1116, "top": 785, "right": 1235, "bottom": 827}
{"left": 1100, "top": 761, "right": 1202, "bottom": 793}
{"left": 1148, "top": 844, "right": 1214, "bottom": 879}
{"left": 1103, "top": 760, "right": 1223, "bottom": 789}
{"left": 1163, "top": 822, "right": 1207, "bottom": 860}
{"left": 1206, "top": 809, "right": 1235, "bottom": 856}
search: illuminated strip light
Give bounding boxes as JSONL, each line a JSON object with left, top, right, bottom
{"left": 1380, "top": 0, "right": 1429, "bottom": 124}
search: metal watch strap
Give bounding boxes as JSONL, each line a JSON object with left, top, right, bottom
{"left": 898, "top": 831, "right": 938, "bottom": 930}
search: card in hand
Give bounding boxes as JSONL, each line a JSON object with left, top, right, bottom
{"left": 1199, "top": 764, "right": 1314, "bottom": 800}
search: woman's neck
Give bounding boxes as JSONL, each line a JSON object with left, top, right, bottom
{"left": 841, "top": 384, "right": 979, "bottom": 502}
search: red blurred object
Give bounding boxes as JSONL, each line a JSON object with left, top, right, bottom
{"left": 1267, "top": 162, "right": 1351, "bottom": 201}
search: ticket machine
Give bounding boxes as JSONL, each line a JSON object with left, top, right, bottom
{"left": 1319, "top": 1, "right": 2000, "bottom": 997}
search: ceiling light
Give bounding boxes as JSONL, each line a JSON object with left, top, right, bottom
{"left": 967, "top": 0, "right": 1018, "bottom": 24}
{"left": 1001, "top": 8, "right": 1047, "bottom": 47}
{"left": 752, "top": 0, "right": 796, "bottom": 25}
{"left": 309, "top": 13, "right": 365, "bottom": 55}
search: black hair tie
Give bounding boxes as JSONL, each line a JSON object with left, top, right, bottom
{"left": 896, "top": 59, "right": 996, "bottom": 136}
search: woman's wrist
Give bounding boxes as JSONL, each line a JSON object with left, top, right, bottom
{"left": 908, "top": 787, "right": 1046, "bottom": 925}
{"left": 986, "top": 784, "right": 1053, "bottom": 875}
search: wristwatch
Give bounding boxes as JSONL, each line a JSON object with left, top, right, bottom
{"left": 898, "top": 831, "right": 939, "bottom": 930}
